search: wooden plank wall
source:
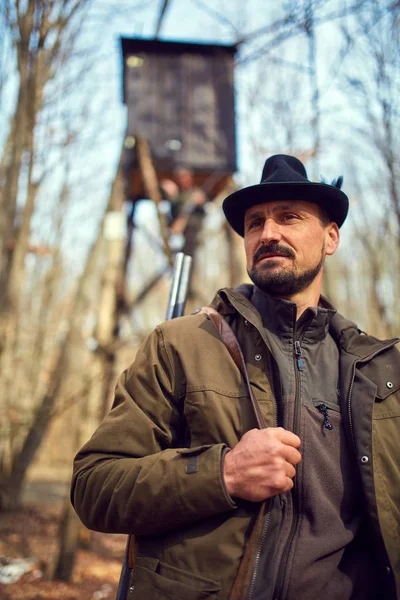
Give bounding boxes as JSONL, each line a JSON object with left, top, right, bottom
{"left": 125, "top": 50, "right": 236, "bottom": 172}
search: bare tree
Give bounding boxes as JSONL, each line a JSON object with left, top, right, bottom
{"left": 0, "top": 1, "right": 92, "bottom": 313}
{"left": 0, "top": 0, "right": 129, "bottom": 507}
{"left": 339, "top": 0, "right": 400, "bottom": 335}
{"left": 0, "top": 2, "right": 93, "bottom": 484}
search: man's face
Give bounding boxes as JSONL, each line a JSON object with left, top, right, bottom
{"left": 244, "top": 200, "right": 339, "bottom": 297}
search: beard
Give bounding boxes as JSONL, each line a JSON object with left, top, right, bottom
{"left": 247, "top": 241, "right": 325, "bottom": 297}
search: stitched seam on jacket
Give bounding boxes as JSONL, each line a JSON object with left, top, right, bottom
{"left": 185, "top": 388, "right": 272, "bottom": 403}
{"left": 157, "top": 325, "right": 178, "bottom": 399}
{"left": 373, "top": 440, "right": 397, "bottom": 534}
{"left": 186, "top": 385, "right": 255, "bottom": 397}
{"left": 373, "top": 412, "right": 400, "bottom": 420}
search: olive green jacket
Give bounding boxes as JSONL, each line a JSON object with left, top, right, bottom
{"left": 71, "top": 288, "right": 400, "bottom": 600}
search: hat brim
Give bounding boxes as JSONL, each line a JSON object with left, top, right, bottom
{"left": 223, "top": 181, "right": 349, "bottom": 236}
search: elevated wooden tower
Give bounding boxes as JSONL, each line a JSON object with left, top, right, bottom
{"left": 120, "top": 37, "right": 237, "bottom": 200}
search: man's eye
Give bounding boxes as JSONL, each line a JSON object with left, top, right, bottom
{"left": 282, "top": 213, "right": 298, "bottom": 221}
{"left": 248, "top": 219, "right": 263, "bottom": 230}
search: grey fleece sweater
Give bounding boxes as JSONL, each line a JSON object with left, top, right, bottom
{"left": 248, "top": 287, "right": 378, "bottom": 600}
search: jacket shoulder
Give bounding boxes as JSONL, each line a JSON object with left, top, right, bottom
{"left": 158, "top": 312, "right": 221, "bottom": 344}
{"left": 357, "top": 339, "right": 400, "bottom": 400}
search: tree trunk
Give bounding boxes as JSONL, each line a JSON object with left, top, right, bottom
{"left": 0, "top": 0, "right": 36, "bottom": 309}
{"left": 0, "top": 344, "right": 69, "bottom": 507}
{"left": 53, "top": 501, "right": 82, "bottom": 581}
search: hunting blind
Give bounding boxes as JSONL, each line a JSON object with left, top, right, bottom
{"left": 120, "top": 37, "right": 237, "bottom": 200}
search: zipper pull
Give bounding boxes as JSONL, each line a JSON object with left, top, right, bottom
{"left": 294, "top": 340, "right": 304, "bottom": 371}
{"left": 317, "top": 403, "right": 333, "bottom": 430}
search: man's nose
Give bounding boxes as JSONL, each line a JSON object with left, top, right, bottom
{"left": 260, "top": 218, "right": 282, "bottom": 244}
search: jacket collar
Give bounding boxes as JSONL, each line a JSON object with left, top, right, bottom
{"left": 250, "top": 286, "right": 336, "bottom": 343}
{"left": 210, "top": 285, "right": 399, "bottom": 362}
{"left": 329, "top": 312, "right": 399, "bottom": 361}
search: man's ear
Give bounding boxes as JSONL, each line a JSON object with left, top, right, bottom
{"left": 325, "top": 222, "right": 340, "bottom": 256}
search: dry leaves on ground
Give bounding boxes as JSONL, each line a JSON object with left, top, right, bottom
{"left": 0, "top": 505, "right": 126, "bottom": 600}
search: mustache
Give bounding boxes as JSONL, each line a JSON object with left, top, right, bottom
{"left": 253, "top": 242, "right": 295, "bottom": 263}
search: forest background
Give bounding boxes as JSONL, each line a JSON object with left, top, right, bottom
{"left": 0, "top": 0, "right": 399, "bottom": 598}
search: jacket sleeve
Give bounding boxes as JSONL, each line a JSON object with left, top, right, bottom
{"left": 71, "top": 324, "right": 236, "bottom": 535}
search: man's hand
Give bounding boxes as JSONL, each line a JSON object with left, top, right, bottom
{"left": 223, "top": 427, "right": 302, "bottom": 502}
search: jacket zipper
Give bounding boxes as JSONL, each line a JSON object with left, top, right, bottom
{"left": 221, "top": 310, "right": 280, "bottom": 600}
{"left": 247, "top": 501, "right": 272, "bottom": 600}
{"left": 271, "top": 336, "right": 304, "bottom": 600}
{"left": 247, "top": 348, "right": 278, "bottom": 600}
{"left": 347, "top": 340, "right": 399, "bottom": 454}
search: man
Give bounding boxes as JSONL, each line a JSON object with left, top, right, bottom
{"left": 168, "top": 167, "right": 207, "bottom": 257}
{"left": 71, "top": 155, "right": 400, "bottom": 600}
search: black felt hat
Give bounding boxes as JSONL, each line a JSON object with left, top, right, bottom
{"left": 223, "top": 154, "right": 349, "bottom": 236}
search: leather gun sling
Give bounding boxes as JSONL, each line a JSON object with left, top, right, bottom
{"left": 200, "top": 307, "right": 268, "bottom": 600}
{"left": 200, "top": 307, "right": 266, "bottom": 430}
{"left": 127, "top": 535, "right": 137, "bottom": 569}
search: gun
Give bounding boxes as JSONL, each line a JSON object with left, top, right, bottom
{"left": 116, "top": 252, "right": 192, "bottom": 600}
{"left": 165, "top": 252, "right": 193, "bottom": 320}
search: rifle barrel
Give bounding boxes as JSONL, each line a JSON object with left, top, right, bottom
{"left": 165, "top": 253, "right": 192, "bottom": 321}
{"left": 173, "top": 254, "right": 192, "bottom": 319}
{"left": 165, "top": 253, "right": 184, "bottom": 321}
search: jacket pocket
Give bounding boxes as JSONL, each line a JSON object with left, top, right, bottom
{"left": 373, "top": 388, "right": 400, "bottom": 419}
{"left": 129, "top": 556, "right": 220, "bottom": 600}
{"left": 312, "top": 398, "right": 340, "bottom": 412}
{"left": 312, "top": 398, "right": 340, "bottom": 431}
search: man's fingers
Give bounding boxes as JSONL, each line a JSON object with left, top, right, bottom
{"left": 284, "top": 476, "right": 295, "bottom": 492}
{"left": 280, "top": 444, "right": 302, "bottom": 466}
{"left": 273, "top": 427, "right": 302, "bottom": 448}
{"left": 274, "top": 476, "right": 294, "bottom": 494}
{"left": 285, "top": 462, "right": 296, "bottom": 479}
